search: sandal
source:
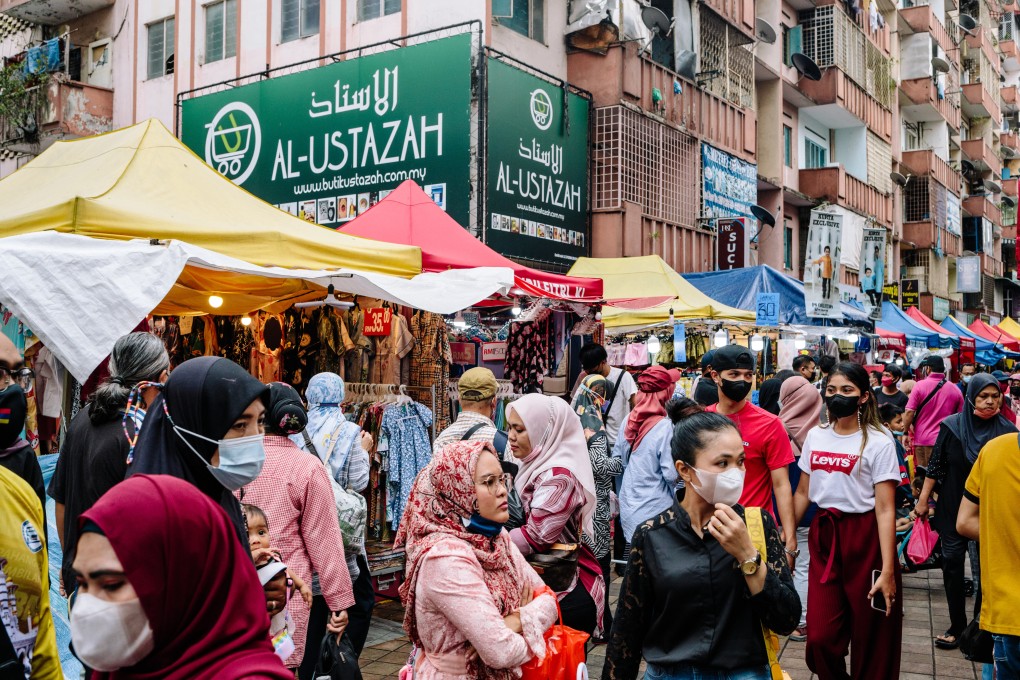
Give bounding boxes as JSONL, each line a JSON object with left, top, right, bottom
{"left": 935, "top": 633, "right": 959, "bottom": 650}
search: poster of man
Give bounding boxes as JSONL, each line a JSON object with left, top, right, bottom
{"left": 860, "top": 227, "right": 887, "bottom": 320}
{"left": 805, "top": 210, "right": 843, "bottom": 318}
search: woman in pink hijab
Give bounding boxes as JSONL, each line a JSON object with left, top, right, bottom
{"left": 506, "top": 394, "right": 605, "bottom": 637}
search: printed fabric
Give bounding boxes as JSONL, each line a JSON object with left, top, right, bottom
{"left": 504, "top": 319, "right": 549, "bottom": 394}
{"left": 383, "top": 402, "right": 434, "bottom": 530}
{"left": 411, "top": 312, "right": 451, "bottom": 430}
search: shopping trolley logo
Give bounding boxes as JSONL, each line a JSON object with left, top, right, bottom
{"left": 204, "top": 102, "right": 262, "bottom": 185}
{"left": 529, "top": 88, "right": 553, "bottom": 130}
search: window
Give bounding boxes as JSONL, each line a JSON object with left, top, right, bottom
{"left": 783, "top": 25, "right": 802, "bottom": 67}
{"left": 357, "top": 0, "right": 400, "bottom": 21}
{"left": 497, "top": 0, "right": 544, "bottom": 42}
{"left": 783, "top": 126, "right": 793, "bottom": 167}
{"left": 147, "top": 17, "right": 175, "bottom": 80}
{"left": 205, "top": 0, "right": 237, "bottom": 63}
{"left": 805, "top": 139, "right": 827, "bottom": 169}
{"left": 784, "top": 221, "right": 794, "bottom": 270}
{"left": 282, "top": 0, "right": 319, "bottom": 42}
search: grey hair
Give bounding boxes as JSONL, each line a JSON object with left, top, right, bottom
{"left": 89, "top": 332, "right": 170, "bottom": 424}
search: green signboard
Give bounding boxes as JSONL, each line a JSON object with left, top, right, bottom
{"left": 181, "top": 34, "right": 473, "bottom": 227}
{"left": 485, "top": 58, "right": 589, "bottom": 265}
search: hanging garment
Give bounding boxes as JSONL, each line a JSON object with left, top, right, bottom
{"left": 282, "top": 309, "right": 320, "bottom": 394}
{"left": 344, "top": 307, "right": 372, "bottom": 384}
{"left": 251, "top": 313, "right": 284, "bottom": 383}
{"left": 315, "top": 308, "right": 347, "bottom": 378}
{"left": 370, "top": 311, "right": 415, "bottom": 386}
{"left": 382, "top": 402, "right": 434, "bottom": 531}
{"left": 410, "top": 311, "right": 451, "bottom": 430}
{"left": 504, "top": 319, "right": 549, "bottom": 394}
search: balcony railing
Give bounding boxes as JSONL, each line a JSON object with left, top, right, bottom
{"left": 982, "top": 253, "right": 1005, "bottom": 277}
{"left": 899, "top": 77, "right": 962, "bottom": 130}
{"left": 901, "top": 150, "right": 962, "bottom": 196}
{"left": 964, "top": 195, "right": 1003, "bottom": 226}
{"left": 899, "top": 4, "right": 958, "bottom": 54}
{"left": 1005, "top": 177, "right": 1018, "bottom": 197}
{"left": 902, "top": 222, "right": 964, "bottom": 255}
{"left": 800, "top": 165, "right": 894, "bottom": 226}
{"left": 962, "top": 138, "right": 1003, "bottom": 175}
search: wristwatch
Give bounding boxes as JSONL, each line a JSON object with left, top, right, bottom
{"left": 785, "top": 547, "right": 801, "bottom": 559}
{"left": 739, "top": 550, "right": 762, "bottom": 576}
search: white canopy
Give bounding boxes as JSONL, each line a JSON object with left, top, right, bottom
{"left": 0, "top": 232, "right": 514, "bottom": 382}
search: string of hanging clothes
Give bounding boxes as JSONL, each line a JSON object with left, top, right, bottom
{"left": 447, "top": 379, "right": 521, "bottom": 431}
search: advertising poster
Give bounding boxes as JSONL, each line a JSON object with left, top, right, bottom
{"left": 804, "top": 210, "right": 843, "bottom": 319}
{"left": 181, "top": 34, "right": 473, "bottom": 226}
{"left": 901, "top": 279, "right": 920, "bottom": 309}
{"left": 486, "top": 58, "right": 590, "bottom": 265}
{"left": 702, "top": 143, "right": 758, "bottom": 237}
{"left": 860, "top": 228, "right": 887, "bottom": 321}
{"left": 957, "top": 255, "right": 982, "bottom": 293}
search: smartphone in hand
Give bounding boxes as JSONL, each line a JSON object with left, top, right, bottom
{"left": 871, "top": 569, "right": 887, "bottom": 613}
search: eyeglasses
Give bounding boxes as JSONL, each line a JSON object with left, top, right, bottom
{"left": 0, "top": 367, "right": 33, "bottom": 392}
{"left": 475, "top": 473, "right": 512, "bottom": 495}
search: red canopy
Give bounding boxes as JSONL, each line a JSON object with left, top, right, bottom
{"left": 337, "top": 181, "right": 603, "bottom": 302}
{"left": 905, "top": 307, "right": 952, "bottom": 335}
{"left": 969, "top": 319, "right": 1020, "bottom": 351}
{"left": 876, "top": 327, "right": 906, "bottom": 352}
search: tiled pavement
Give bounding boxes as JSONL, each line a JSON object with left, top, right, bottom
{"left": 358, "top": 568, "right": 986, "bottom": 679}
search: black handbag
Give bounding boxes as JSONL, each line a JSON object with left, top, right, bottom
{"left": 315, "top": 633, "right": 363, "bottom": 680}
{"left": 960, "top": 618, "right": 994, "bottom": 664}
{"left": 526, "top": 542, "right": 580, "bottom": 592}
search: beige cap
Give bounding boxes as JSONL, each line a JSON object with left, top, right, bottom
{"left": 459, "top": 367, "right": 498, "bottom": 401}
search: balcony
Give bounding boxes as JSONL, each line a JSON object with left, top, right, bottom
{"left": 800, "top": 165, "right": 894, "bottom": 226}
{"left": 902, "top": 222, "right": 963, "bottom": 255}
{"left": 901, "top": 150, "right": 962, "bottom": 196}
{"left": 1005, "top": 177, "right": 1018, "bottom": 197}
{"left": 1003, "top": 85, "right": 1018, "bottom": 113}
{"left": 701, "top": 0, "right": 755, "bottom": 39}
{"left": 799, "top": 69, "right": 894, "bottom": 140}
{"left": 1003, "top": 39, "right": 1019, "bottom": 62}
{"left": 962, "top": 138, "right": 1003, "bottom": 176}
{"left": 0, "top": 0, "right": 112, "bottom": 24}
{"left": 0, "top": 78, "right": 113, "bottom": 151}
{"left": 898, "top": 5, "right": 958, "bottom": 54}
{"left": 965, "top": 27, "right": 1003, "bottom": 71}
{"left": 962, "top": 83, "right": 1003, "bottom": 125}
{"left": 900, "top": 77, "right": 962, "bottom": 130}
{"left": 982, "top": 253, "right": 1005, "bottom": 277}
{"left": 964, "top": 195, "right": 1003, "bottom": 226}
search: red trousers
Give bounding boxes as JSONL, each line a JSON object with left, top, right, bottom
{"left": 805, "top": 508, "right": 903, "bottom": 679}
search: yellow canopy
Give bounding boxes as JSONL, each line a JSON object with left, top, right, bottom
{"left": 568, "top": 255, "right": 755, "bottom": 327}
{"left": 0, "top": 119, "right": 421, "bottom": 277}
{"left": 997, "top": 317, "right": 1020, "bottom": 340}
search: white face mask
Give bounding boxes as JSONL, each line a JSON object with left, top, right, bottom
{"left": 70, "top": 593, "right": 155, "bottom": 672}
{"left": 174, "top": 426, "right": 265, "bottom": 491}
{"left": 689, "top": 466, "right": 745, "bottom": 507}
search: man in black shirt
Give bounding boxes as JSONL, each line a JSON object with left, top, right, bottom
{"left": 693, "top": 351, "right": 720, "bottom": 406}
{"left": 874, "top": 364, "right": 909, "bottom": 410}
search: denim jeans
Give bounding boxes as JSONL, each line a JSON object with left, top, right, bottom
{"left": 793, "top": 526, "right": 810, "bottom": 628}
{"left": 994, "top": 634, "right": 1020, "bottom": 680}
{"left": 644, "top": 663, "right": 771, "bottom": 680}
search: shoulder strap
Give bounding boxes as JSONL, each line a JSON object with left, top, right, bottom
{"left": 460, "top": 423, "right": 487, "bottom": 441}
{"left": 300, "top": 429, "right": 320, "bottom": 459}
{"left": 914, "top": 379, "right": 948, "bottom": 419}
{"left": 746, "top": 507, "right": 785, "bottom": 680}
{"left": 603, "top": 369, "right": 624, "bottom": 416}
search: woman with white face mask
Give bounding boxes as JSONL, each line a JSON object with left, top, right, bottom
{"left": 70, "top": 474, "right": 291, "bottom": 679}
{"left": 603, "top": 412, "right": 800, "bottom": 680}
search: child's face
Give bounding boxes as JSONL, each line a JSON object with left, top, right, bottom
{"left": 247, "top": 516, "right": 271, "bottom": 552}
{"left": 887, "top": 414, "right": 905, "bottom": 432}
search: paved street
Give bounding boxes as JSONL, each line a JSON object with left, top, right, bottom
{"left": 358, "top": 567, "right": 986, "bottom": 679}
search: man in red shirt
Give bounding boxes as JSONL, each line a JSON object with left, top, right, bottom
{"left": 707, "top": 344, "right": 798, "bottom": 566}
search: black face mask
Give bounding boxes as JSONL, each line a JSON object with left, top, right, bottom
{"left": 1011, "top": 386, "right": 1020, "bottom": 398}
{"left": 826, "top": 394, "right": 861, "bottom": 419}
{"left": 720, "top": 379, "right": 752, "bottom": 402}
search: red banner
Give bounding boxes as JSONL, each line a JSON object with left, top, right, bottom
{"left": 363, "top": 308, "right": 392, "bottom": 337}
{"left": 958, "top": 337, "right": 976, "bottom": 366}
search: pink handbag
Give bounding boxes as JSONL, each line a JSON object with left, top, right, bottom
{"left": 906, "top": 517, "right": 939, "bottom": 565}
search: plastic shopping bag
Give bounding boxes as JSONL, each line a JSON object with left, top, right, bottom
{"left": 905, "top": 517, "right": 939, "bottom": 565}
{"left": 520, "top": 587, "right": 589, "bottom": 680}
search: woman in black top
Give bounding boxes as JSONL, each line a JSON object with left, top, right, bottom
{"left": 913, "top": 373, "right": 1016, "bottom": 649}
{"left": 603, "top": 412, "right": 800, "bottom": 680}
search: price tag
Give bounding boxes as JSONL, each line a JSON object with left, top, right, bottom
{"left": 756, "top": 293, "right": 780, "bottom": 326}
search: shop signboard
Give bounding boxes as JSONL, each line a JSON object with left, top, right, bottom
{"left": 716, "top": 218, "right": 746, "bottom": 270}
{"left": 756, "top": 293, "right": 779, "bottom": 326}
{"left": 932, "top": 296, "right": 951, "bottom": 321}
{"left": 481, "top": 342, "right": 507, "bottom": 362}
{"left": 804, "top": 210, "right": 843, "bottom": 319}
{"left": 883, "top": 281, "right": 899, "bottom": 305}
{"left": 702, "top": 143, "right": 758, "bottom": 237}
{"left": 958, "top": 336, "right": 976, "bottom": 365}
{"left": 181, "top": 34, "right": 474, "bottom": 227}
{"left": 860, "top": 228, "right": 886, "bottom": 320}
{"left": 673, "top": 322, "right": 686, "bottom": 363}
{"left": 486, "top": 58, "right": 589, "bottom": 265}
{"left": 957, "top": 256, "right": 981, "bottom": 293}
{"left": 901, "top": 279, "right": 920, "bottom": 310}
{"left": 450, "top": 342, "right": 476, "bottom": 365}
{"left": 363, "top": 308, "right": 393, "bottom": 337}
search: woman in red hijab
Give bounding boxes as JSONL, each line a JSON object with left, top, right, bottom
{"left": 70, "top": 474, "right": 291, "bottom": 679}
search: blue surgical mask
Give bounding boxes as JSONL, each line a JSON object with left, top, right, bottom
{"left": 174, "top": 426, "right": 265, "bottom": 491}
{"left": 462, "top": 512, "right": 504, "bottom": 538}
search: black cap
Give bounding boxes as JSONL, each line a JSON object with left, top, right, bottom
{"left": 920, "top": 355, "right": 945, "bottom": 372}
{"left": 712, "top": 344, "right": 756, "bottom": 372}
{"left": 701, "top": 350, "right": 715, "bottom": 370}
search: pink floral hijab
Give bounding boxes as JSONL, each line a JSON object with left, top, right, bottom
{"left": 508, "top": 394, "right": 598, "bottom": 542}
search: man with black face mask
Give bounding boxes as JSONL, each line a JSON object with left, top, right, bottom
{"left": 707, "top": 344, "right": 799, "bottom": 568}
{"left": 0, "top": 335, "right": 45, "bottom": 511}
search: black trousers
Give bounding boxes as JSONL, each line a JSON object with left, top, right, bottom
{"left": 598, "top": 553, "right": 614, "bottom": 639}
{"left": 559, "top": 581, "right": 597, "bottom": 637}
{"left": 942, "top": 528, "right": 981, "bottom": 637}
{"left": 298, "top": 554, "right": 376, "bottom": 680}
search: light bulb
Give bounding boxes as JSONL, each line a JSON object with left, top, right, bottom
{"left": 713, "top": 329, "right": 728, "bottom": 348}
{"left": 646, "top": 335, "right": 662, "bottom": 355}
{"left": 750, "top": 334, "right": 764, "bottom": 352}
{"left": 794, "top": 335, "right": 807, "bottom": 350}
{"left": 847, "top": 332, "right": 860, "bottom": 344}
{"left": 511, "top": 303, "right": 522, "bottom": 317}
{"left": 208, "top": 295, "right": 224, "bottom": 309}
{"left": 895, "top": 357, "right": 905, "bottom": 366}
{"left": 240, "top": 315, "right": 252, "bottom": 327}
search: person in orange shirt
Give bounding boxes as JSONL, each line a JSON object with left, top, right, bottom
{"left": 813, "top": 246, "right": 834, "bottom": 299}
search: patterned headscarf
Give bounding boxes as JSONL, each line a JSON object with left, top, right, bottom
{"left": 575, "top": 374, "right": 607, "bottom": 437}
{"left": 395, "top": 441, "right": 521, "bottom": 679}
{"left": 303, "top": 373, "right": 361, "bottom": 472}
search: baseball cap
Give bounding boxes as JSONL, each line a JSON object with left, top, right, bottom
{"left": 701, "top": 350, "right": 715, "bottom": 370}
{"left": 458, "top": 367, "right": 498, "bottom": 401}
{"left": 711, "top": 344, "right": 756, "bottom": 372}
{"left": 920, "top": 355, "right": 945, "bottom": 372}
{"left": 1010, "top": 373, "right": 1020, "bottom": 381}
{"left": 992, "top": 370, "right": 1010, "bottom": 384}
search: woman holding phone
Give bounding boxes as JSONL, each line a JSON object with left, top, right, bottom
{"left": 793, "top": 362, "right": 902, "bottom": 680}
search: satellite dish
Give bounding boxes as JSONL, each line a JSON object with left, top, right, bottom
{"left": 985, "top": 179, "right": 1003, "bottom": 194}
{"left": 931, "top": 57, "right": 951, "bottom": 74}
{"left": 1004, "top": 195, "right": 1018, "bottom": 207}
{"left": 640, "top": 5, "right": 674, "bottom": 36}
{"left": 890, "top": 171, "right": 909, "bottom": 187}
{"left": 1004, "top": 146, "right": 1019, "bottom": 159}
{"left": 961, "top": 159, "right": 977, "bottom": 176}
{"left": 791, "top": 52, "right": 822, "bottom": 81}
{"left": 749, "top": 204, "right": 776, "bottom": 228}
{"left": 676, "top": 50, "right": 697, "bottom": 80}
{"left": 959, "top": 13, "right": 978, "bottom": 34}
{"left": 755, "top": 17, "right": 777, "bottom": 44}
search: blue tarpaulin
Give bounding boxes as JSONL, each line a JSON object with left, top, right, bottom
{"left": 684, "top": 265, "right": 871, "bottom": 326}
{"left": 877, "top": 302, "right": 954, "bottom": 348}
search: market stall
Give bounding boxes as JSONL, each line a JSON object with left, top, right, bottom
{"left": 878, "top": 302, "right": 955, "bottom": 348}
{"left": 997, "top": 317, "right": 1020, "bottom": 339}
{"left": 969, "top": 318, "right": 1020, "bottom": 351}
{"left": 903, "top": 308, "right": 997, "bottom": 366}
{"left": 941, "top": 315, "right": 1018, "bottom": 359}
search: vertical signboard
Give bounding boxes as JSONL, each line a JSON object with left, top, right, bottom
{"left": 957, "top": 255, "right": 982, "bottom": 293}
{"left": 702, "top": 143, "right": 758, "bottom": 236}
{"left": 486, "top": 58, "right": 589, "bottom": 265}
{"left": 804, "top": 210, "right": 843, "bottom": 319}
{"left": 716, "top": 218, "right": 746, "bottom": 270}
{"left": 180, "top": 34, "right": 474, "bottom": 226}
{"left": 860, "top": 228, "right": 886, "bottom": 320}
{"left": 901, "top": 279, "right": 920, "bottom": 309}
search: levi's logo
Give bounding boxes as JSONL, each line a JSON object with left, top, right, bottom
{"left": 811, "top": 450, "right": 860, "bottom": 474}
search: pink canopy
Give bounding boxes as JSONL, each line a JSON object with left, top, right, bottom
{"left": 969, "top": 318, "right": 1020, "bottom": 351}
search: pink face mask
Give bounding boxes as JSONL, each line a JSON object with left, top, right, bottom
{"left": 881, "top": 377, "right": 896, "bottom": 387}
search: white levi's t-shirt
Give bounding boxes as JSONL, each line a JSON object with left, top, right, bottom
{"left": 798, "top": 426, "right": 901, "bottom": 514}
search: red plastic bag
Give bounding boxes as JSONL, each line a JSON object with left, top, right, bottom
{"left": 520, "top": 587, "right": 589, "bottom": 680}
{"left": 906, "top": 517, "right": 939, "bottom": 565}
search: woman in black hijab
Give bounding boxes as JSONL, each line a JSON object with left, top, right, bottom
{"left": 913, "top": 372, "right": 1016, "bottom": 649}
{"left": 127, "top": 356, "right": 269, "bottom": 543}
{"left": 758, "top": 369, "right": 797, "bottom": 415}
